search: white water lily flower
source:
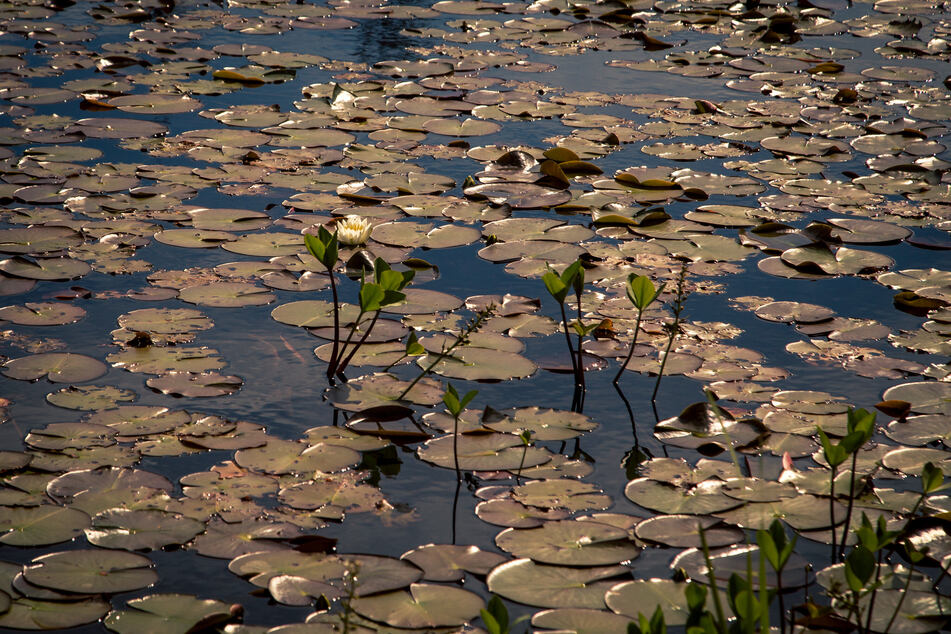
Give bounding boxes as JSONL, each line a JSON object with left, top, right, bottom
{"left": 337, "top": 215, "right": 372, "bottom": 246}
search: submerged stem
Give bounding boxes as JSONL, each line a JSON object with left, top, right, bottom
{"left": 613, "top": 310, "right": 643, "bottom": 385}
{"left": 326, "top": 268, "right": 342, "bottom": 380}
{"left": 558, "top": 302, "right": 579, "bottom": 385}
{"left": 336, "top": 310, "right": 380, "bottom": 377}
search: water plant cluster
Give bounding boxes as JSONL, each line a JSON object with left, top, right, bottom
{"left": 0, "top": 0, "right": 948, "bottom": 630}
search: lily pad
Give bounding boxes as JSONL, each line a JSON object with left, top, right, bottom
{"left": 351, "top": 583, "right": 483, "bottom": 628}
{"left": 495, "top": 520, "right": 639, "bottom": 566}
{"left": 104, "top": 594, "right": 233, "bottom": 634}
{"left": 0, "top": 505, "right": 90, "bottom": 546}
{"left": 418, "top": 432, "right": 553, "bottom": 471}
{"left": 3, "top": 353, "right": 107, "bottom": 383}
{"left": 487, "top": 559, "right": 628, "bottom": 609}
{"left": 22, "top": 549, "right": 157, "bottom": 594}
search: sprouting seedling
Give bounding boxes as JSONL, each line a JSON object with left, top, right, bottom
{"left": 443, "top": 382, "right": 477, "bottom": 480}
{"left": 397, "top": 304, "right": 495, "bottom": 401}
{"left": 651, "top": 262, "right": 688, "bottom": 402}
{"left": 838, "top": 407, "right": 876, "bottom": 560}
{"left": 542, "top": 258, "right": 587, "bottom": 390}
{"left": 613, "top": 273, "right": 665, "bottom": 385}
{"left": 305, "top": 228, "right": 340, "bottom": 380}
{"left": 515, "top": 429, "right": 532, "bottom": 485}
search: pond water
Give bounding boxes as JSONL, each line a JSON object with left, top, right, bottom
{"left": 0, "top": 0, "right": 949, "bottom": 631}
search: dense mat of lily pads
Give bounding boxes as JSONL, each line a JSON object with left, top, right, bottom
{"left": 0, "top": 0, "right": 949, "bottom": 630}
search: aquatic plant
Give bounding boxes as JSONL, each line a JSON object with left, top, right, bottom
{"left": 306, "top": 228, "right": 413, "bottom": 381}
{"left": 613, "top": 273, "right": 665, "bottom": 385}
{"left": 443, "top": 383, "right": 478, "bottom": 480}
{"left": 652, "top": 262, "right": 688, "bottom": 402}
{"left": 543, "top": 259, "right": 593, "bottom": 390}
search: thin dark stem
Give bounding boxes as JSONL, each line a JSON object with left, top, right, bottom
{"left": 451, "top": 477, "right": 461, "bottom": 545}
{"left": 651, "top": 263, "right": 687, "bottom": 402}
{"left": 830, "top": 465, "right": 838, "bottom": 564}
{"left": 840, "top": 451, "right": 859, "bottom": 561}
{"left": 332, "top": 309, "right": 365, "bottom": 379}
{"left": 864, "top": 548, "right": 883, "bottom": 634}
{"left": 613, "top": 382, "right": 638, "bottom": 445}
{"left": 778, "top": 567, "right": 786, "bottom": 634}
{"left": 337, "top": 310, "right": 381, "bottom": 377}
{"left": 558, "top": 302, "right": 579, "bottom": 384}
{"left": 883, "top": 553, "right": 916, "bottom": 633}
{"left": 516, "top": 442, "right": 527, "bottom": 485}
{"left": 452, "top": 413, "right": 461, "bottom": 481}
{"left": 612, "top": 310, "right": 643, "bottom": 384}
{"left": 326, "top": 268, "right": 341, "bottom": 379}
{"left": 574, "top": 289, "right": 585, "bottom": 391}
{"left": 651, "top": 323, "right": 678, "bottom": 402}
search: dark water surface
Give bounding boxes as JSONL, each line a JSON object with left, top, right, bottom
{"left": 0, "top": 0, "right": 949, "bottom": 630}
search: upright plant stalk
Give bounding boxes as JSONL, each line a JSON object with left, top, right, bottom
{"left": 698, "top": 523, "right": 727, "bottom": 632}
{"left": 614, "top": 274, "right": 664, "bottom": 385}
{"left": 829, "top": 462, "right": 839, "bottom": 561}
{"left": 515, "top": 430, "right": 532, "bottom": 485}
{"left": 326, "top": 264, "right": 342, "bottom": 379}
{"left": 542, "top": 260, "right": 586, "bottom": 390}
{"left": 573, "top": 285, "right": 585, "bottom": 391}
{"left": 336, "top": 310, "right": 381, "bottom": 377}
{"left": 839, "top": 408, "right": 876, "bottom": 561}
{"left": 558, "top": 302, "right": 579, "bottom": 382}
{"left": 651, "top": 263, "right": 688, "bottom": 402}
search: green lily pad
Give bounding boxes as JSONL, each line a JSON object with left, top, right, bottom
{"left": 179, "top": 282, "right": 276, "bottom": 308}
{"left": 495, "top": 520, "right": 639, "bottom": 566}
{"left": 882, "top": 382, "right": 951, "bottom": 415}
{"left": 0, "top": 302, "right": 85, "bottom": 326}
{"left": 418, "top": 347, "right": 536, "bottom": 381}
{"left": 532, "top": 608, "right": 631, "bottom": 634}
{"left": 351, "top": 583, "right": 483, "bottom": 628}
{"left": 146, "top": 372, "right": 243, "bottom": 397}
{"left": 22, "top": 549, "right": 157, "bottom": 594}
{"left": 46, "top": 385, "right": 136, "bottom": 411}
{"left": 484, "top": 407, "right": 598, "bottom": 441}
{"left": 84, "top": 406, "right": 191, "bottom": 437}
{"left": 235, "top": 439, "right": 361, "bottom": 475}
{"left": 475, "top": 498, "right": 570, "bottom": 528}
{"left": 278, "top": 475, "right": 385, "bottom": 519}
{"left": 0, "top": 597, "right": 110, "bottom": 630}
{"left": 624, "top": 478, "right": 743, "bottom": 515}
{"left": 86, "top": 509, "right": 204, "bottom": 551}
{"left": 272, "top": 300, "right": 361, "bottom": 328}
{"left": 400, "top": 544, "right": 507, "bottom": 582}
{"left": 326, "top": 373, "right": 443, "bottom": 411}
{"left": 107, "top": 347, "right": 225, "bottom": 374}
{"left": 117, "top": 308, "right": 212, "bottom": 334}
{"left": 634, "top": 515, "right": 743, "bottom": 549}
{"left": 606, "top": 580, "right": 700, "bottom": 625}
{"left": 3, "top": 353, "right": 107, "bottom": 383}
{"left": 487, "top": 559, "right": 628, "bottom": 609}
{"left": 513, "top": 479, "right": 612, "bottom": 512}
{"left": 417, "top": 432, "right": 553, "bottom": 471}
{"left": 0, "top": 505, "right": 90, "bottom": 546}
{"left": 104, "top": 594, "right": 233, "bottom": 634}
